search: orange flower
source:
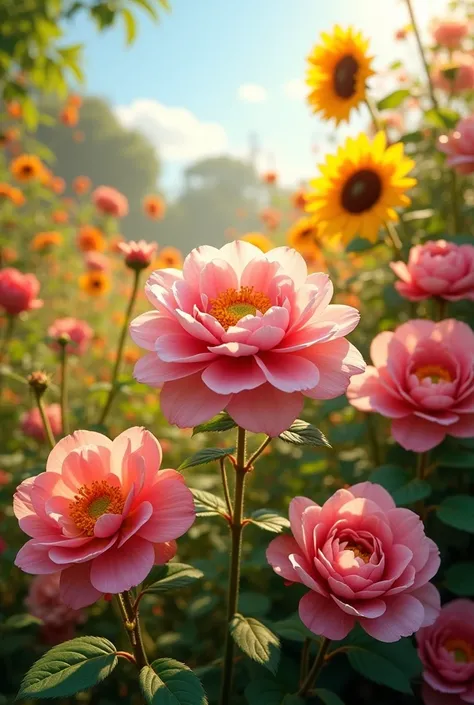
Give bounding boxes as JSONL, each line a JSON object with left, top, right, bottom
{"left": 50, "top": 176, "right": 65, "bottom": 194}
{"left": 77, "top": 226, "right": 106, "bottom": 252}
{"left": 67, "top": 94, "right": 82, "bottom": 108}
{"left": 40, "top": 167, "right": 53, "bottom": 187}
{"left": 109, "top": 234, "right": 125, "bottom": 253}
{"left": 291, "top": 189, "right": 308, "bottom": 210}
{"left": 73, "top": 131, "right": 85, "bottom": 143}
{"left": 143, "top": 194, "right": 166, "bottom": 220}
{"left": 112, "top": 311, "right": 126, "bottom": 325}
{"left": 0, "top": 183, "right": 25, "bottom": 206}
{"left": 153, "top": 246, "right": 183, "bottom": 269}
{"left": 123, "top": 348, "right": 140, "bottom": 365}
{"left": 0, "top": 127, "right": 20, "bottom": 147}
{"left": 10, "top": 154, "right": 44, "bottom": 182}
{"left": 6, "top": 101, "right": 22, "bottom": 119}
{"left": 52, "top": 209, "right": 69, "bottom": 224}
{"left": 79, "top": 271, "right": 110, "bottom": 296}
{"left": 73, "top": 176, "right": 91, "bottom": 195}
{"left": 262, "top": 171, "right": 277, "bottom": 185}
{"left": 31, "top": 231, "right": 63, "bottom": 253}
{"left": 1, "top": 247, "right": 17, "bottom": 263}
{"left": 60, "top": 105, "right": 79, "bottom": 127}
{"left": 260, "top": 207, "right": 281, "bottom": 231}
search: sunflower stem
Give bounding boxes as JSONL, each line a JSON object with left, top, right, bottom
{"left": 404, "top": 0, "right": 439, "bottom": 111}
{"left": 365, "top": 97, "right": 382, "bottom": 132}
{"left": 297, "top": 637, "right": 331, "bottom": 696}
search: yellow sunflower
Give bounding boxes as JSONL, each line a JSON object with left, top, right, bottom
{"left": 240, "top": 232, "right": 274, "bottom": 253}
{"left": 307, "top": 26, "right": 374, "bottom": 124}
{"left": 10, "top": 154, "right": 44, "bottom": 183}
{"left": 287, "top": 217, "right": 326, "bottom": 269}
{"left": 79, "top": 271, "right": 110, "bottom": 296}
{"left": 31, "top": 231, "right": 63, "bottom": 253}
{"left": 305, "top": 132, "right": 416, "bottom": 244}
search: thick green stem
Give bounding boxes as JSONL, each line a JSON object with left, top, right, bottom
{"left": 297, "top": 637, "right": 331, "bottom": 697}
{"left": 119, "top": 591, "right": 148, "bottom": 671}
{"left": 59, "top": 344, "right": 69, "bottom": 436}
{"left": 245, "top": 436, "right": 272, "bottom": 470}
{"left": 404, "top": 0, "right": 439, "bottom": 111}
{"left": 0, "top": 315, "right": 15, "bottom": 362}
{"left": 34, "top": 392, "right": 55, "bottom": 450}
{"left": 219, "top": 426, "right": 247, "bottom": 705}
{"left": 98, "top": 269, "right": 141, "bottom": 425}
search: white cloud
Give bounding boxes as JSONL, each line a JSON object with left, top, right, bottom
{"left": 114, "top": 99, "right": 228, "bottom": 162}
{"left": 283, "top": 78, "right": 307, "bottom": 101}
{"left": 237, "top": 83, "right": 267, "bottom": 103}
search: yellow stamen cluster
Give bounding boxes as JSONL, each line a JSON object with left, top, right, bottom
{"left": 69, "top": 480, "right": 124, "bottom": 536}
{"left": 415, "top": 365, "right": 452, "bottom": 384}
{"left": 209, "top": 286, "right": 272, "bottom": 330}
{"left": 444, "top": 638, "right": 474, "bottom": 664}
{"left": 346, "top": 542, "right": 371, "bottom": 564}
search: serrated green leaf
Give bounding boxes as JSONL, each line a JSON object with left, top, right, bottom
{"left": 377, "top": 89, "right": 410, "bottom": 110}
{"left": 249, "top": 509, "right": 290, "bottom": 533}
{"left": 245, "top": 678, "right": 283, "bottom": 705}
{"left": 3, "top": 614, "right": 42, "bottom": 630}
{"left": 271, "top": 615, "right": 318, "bottom": 643}
{"left": 314, "top": 690, "right": 345, "bottom": 705}
{"left": 144, "top": 563, "right": 204, "bottom": 594}
{"left": 445, "top": 562, "right": 474, "bottom": 595}
{"left": 437, "top": 495, "right": 474, "bottom": 533}
{"left": 140, "top": 658, "right": 207, "bottom": 704}
{"left": 392, "top": 479, "right": 431, "bottom": 506}
{"left": 230, "top": 614, "right": 280, "bottom": 674}
{"left": 191, "top": 489, "right": 228, "bottom": 517}
{"left": 279, "top": 420, "right": 330, "bottom": 448}
{"left": 178, "top": 447, "right": 235, "bottom": 471}
{"left": 18, "top": 636, "right": 118, "bottom": 699}
{"left": 192, "top": 412, "right": 237, "bottom": 435}
{"left": 122, "top": 7, "right": 137, "bottom": 43}
{"left": 347, "top": 647, "right": 412, "bottom": 694}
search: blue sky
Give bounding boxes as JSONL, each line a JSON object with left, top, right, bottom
{"left": 65, "top": 0, "right": 447, "bottom": 195}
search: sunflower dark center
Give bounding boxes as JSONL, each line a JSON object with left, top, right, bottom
{"left": 333, "top": 55, "right": 359, "bottom": 99}
{"left": 22, "top": 165, "right": 33, "bottom": 175}
{"left": 341, "top": 169, "right": 382, "bottom": 213}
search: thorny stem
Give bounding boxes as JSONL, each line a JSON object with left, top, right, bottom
{"left": 34, "top": 391, "right": 56, "bottom": 450}
{"left": 219, "top": 426, "right": 247, "bottom": 705}
{"left": 59, "top": 344, "right": 70, "bottom": 435}
{"left": 219, "top": 457, "right": 233, "bottom": 517}
{"left": 116, "top": 650, "right": 137, "bottom": 665}
{"left": 118, "top": 591, "right": 148, "bottom": 671}
{"left": 404, "top": 0, "right": 439, "bottom": 111}
{"left": 297, "top": 637, "right": 331, "bottom": 697}
{"left": 245, "top": 435, "right": 272, "bottom": 470}
{"left": 98, "top": 269, "right": 141, "bottom": 425}
{"left": 299, "top": 638, "right": 312, "bottom": 685}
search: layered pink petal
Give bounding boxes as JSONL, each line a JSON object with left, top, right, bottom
{"left": 266, "top": 535, "right": 302, "bottom": 583}
{"left": 299, "top": 591, "right": 355, "bottom": 640}
{"left": 360, "top": 594, "right": 425, "bottom": 642}
{"left": 59, "top": 562, "right": 103, "bottom": 609}
{"left": 226, "top": 384, "right": 304, "bottom": 436}
{"left": 90, "top": 535, "right": 155, "bottom": 593}
{"left": 391, "top": 415, "right": 447, "bottom": 452}
{"left": 161, "top": 373, "right": 231, "bottom": 427}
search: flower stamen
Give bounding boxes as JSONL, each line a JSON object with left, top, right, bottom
{"left": 415, "top": 364, "right": 452, "bottom": 384}
{"left": 209, "top": 286, "right": 272, "bottom": 330}
{"left": 69, "top": 480, "right": 124, "bottom": 536}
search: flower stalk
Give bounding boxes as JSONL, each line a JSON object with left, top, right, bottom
{"left": 58, "top": 336, "right": 70, "bottom": 436}
{"left": 118, "top": 591, "right": 148, "bottom": 671}
{"left": 34, "top": 392, "right": 56, "bottom": 450}
{"left": 404, "top": 0, "right": 439, "bottom": 111}
{"left": 297, "top": 637, "right": 331, "bottom": 696}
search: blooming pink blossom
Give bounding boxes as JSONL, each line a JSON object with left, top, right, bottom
{"left": 26, "top": 573, "right": 85, "bottom": 644}
{"left": 439, "top": 116, "right": 474, "bottom": 174}
{"left": 0, "top": 267, "right": 42, "bottom": 315}
{"left": 432, "top": 19, "right": 469, "bottom": 48}
{"left": 130, "top": 241, "right": 365, "bottom": 436}
{"left": 48, "top": 317, "right": 93, "bottom": 356}
{"left": 391, "top": 240, "right": 474, "bottom": 302}
{"left": 21, "top": 404, "right": 62, "bottom": 442}
{"left": 432, "top": 53, "right": 474, "bottom": 93}
{"left": 347, "top": 320, "right": 474, "bottom": 452}
{"left": 118, "top": 239, "right": 157, "bottom": 269}
{"left": 84, "top": 251, "right": 109, "bottom": 272}
{"left": 417, "top": 600, "right": 474, "bottom": 705}
{"left": 14, "top": 427, "right": 195, "bottom": 608}
{"left": 92, "top": 186, "right": 129, "bottom": 218}
{"left": 267, "top": 483, "right": 440, "bottom": 642}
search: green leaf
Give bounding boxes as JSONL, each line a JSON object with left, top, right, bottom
{"left": 178, "top": 447, "right": 235, "bottom": 471}
{"left": 22, "top": 97, "right": 39, "bottom": 130}
{"left": 400, "top": 130, "right": 424, "bottom": 144}
{"left": 445, "top": 562, "right": 474, "bottom": 596}
{"left": 140, "top": 658, "right": 207, "bottom": 704}
{"left": 282, "top": 697, "right": 304, "bottom": 705}
{"left": 249, "top": 509, "right": 290, "bottom": 533}
{"left": 345, "top": 237, "right": 376, "bottom": 253}
{"left": 271, "top": 615, "right": 319, "bottom": 643}
{"left": 3, "top": 614, "right": 42, "bottom": 630}
{"left": 245, "top": 678, "right": 283, "bottom": 705}
{"left": 191, "top": 489, "right": 228, "bottom": 517}
{"left": 314, "top": 690, "right": 345, "bottom": 705}
{"left": 192, "top": 412, "right": 237, "bottom": 435}
{"left": 437, "top": 495, "right": 474, "bottom": 533}
{"left": 392, "top": 479, "right": 432, "bottom": 506}
{"left": 425, "top": 107, "right": 460, "bottom": 129}
{"left": 279, "top": 420, "right": 330, "bottom": 448}
{"left": 187, "top": 594, "right": 218, "bottom": 618}
{"left": 144, "top": 563, "right": 204, "bottom": 594}
{"left": 437, "top": 449, "right": 474, "bottom": 469}
{"left": 122, "top": 8, "right": 137, "bottom": 43}
{"left": 369, "top": 465, "right": 408, "bottom": 492}
{"left": 230, "top": 614, "right": 280, "bottom": 674}
{"left": 18, "top": 636, "right": 118, "bottom": 699}
{"left": 347, "top": 647, "right": 412, "bottom": 694}
{"left": 377, "top": 89, "right": 410, "bottom": 110}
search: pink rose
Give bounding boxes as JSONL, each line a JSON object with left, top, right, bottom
{"left": 347, "top": 320, "right": 474, "bottom": 452}
{"left": 439, "top": 116, "right": 474, "bottom": 174}
{"left": 118, "top": 239, "right": 157, "bottom": 269}
{"left": 391, "top": 240, "right": 474, "bottom": 301}
{"left": 432, "top": 53, "right": 474, "bottom": 93}
{"left": 417, "top": 600, "right": 474, "bottom": 705}
{"left": 14, "top": 427, "right": 195, "bottom": 608}
{"left": 48, "top": 317, "right": 93, "bottom": 356}
{"left": 84, "top": 251, "right": 109, "bottom": 272}
{"left": 432, "top": 19, "right": 469, "bottom": 48}
{"left": 21, "top": 404, "right": 62, "bottom": 442}
{"left": 130, "top": 241, "right": 365, "bottom": 436}
{"left": 267, "top": 483, "right": 440, "bottom": 642}
{"left": 92, "top": 186, "right": 129, "bottom": 218}
{"left": 0, "top": 267, "right": 42, "bottom": 315}
{"left": 26, "top": 573, "right": 85, "bottom": 644}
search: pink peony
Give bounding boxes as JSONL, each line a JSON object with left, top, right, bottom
{"left": 439, "top": 116, "right": 474, "bottom": 175}
{"left": 26, "top": 573, "right": 85, "bottom": 644}
{"left": 432, "top": 19, "right": 469, "bottom": 48}
{"left": 432, "top": 53, "right": 474, "bottom": 93}
{"left": 48, "top": 317, "right": 93, "bottom": 356}
{"left": 21, "top": 404, "right": 62, "bottom": 442}
{"left": 417, "top": 600, "right": 474, "bottom": 705}
{"left": 391, "top": 240, "right": 474, "bottom": 302}
{"left": 130, "top": 241, "right": 365, "bottom": 436}
{"left": 118, "top": 239, "right": 157, "bottom": 269}
{"left": 14, "top": 427, "right": 195, "bottom": 608}
{"left": 84, "top": 251, "right": 109, "bottom": 272}
{"left": 347, "top": 320, "right": 474, "bottom": 452}
{"left": 267, "top": 483, "right": 440, "bottom": 642}
{"left": 0, "top": 267, "right": 42, "bottom": 315}
{"left": 92, "top": 186, "right": 129, "bottom": 218}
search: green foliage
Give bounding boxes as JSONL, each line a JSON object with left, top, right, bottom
{"left": 192, "top": 412, "right": 237, "bottom": 435}
{"left": 377, "top": 89, "right": 410, "bottom": 110}
{"left": 191, "top": 488, "right": 229, "bottom": 517}
{"left": 179, "top": 447, "right": 236, "bottom": 470}
{"left": 437, "top": 495, "right": 474, "bottom": 532}
{"left": 445, "top": 562, "right": 474, "bottom": 596}
{"left": 139, "top": 658, "right": 208, "bottom": 705}
{"left": 229, "top": 614, "right": 280, "bottom": 673}
{"left": 143, "top": 563, "right": 204, "bottom": 594}
{"left": 249, "top": 509, "right": 290, "bottom": 533}
{"left": 279, "top": 420, "right": 330, "bottom": 448}
{"left": 245, "top": 678, "right": 286, "bottom": 705}
{"left": 314, "top": 690, "right": 345, "bottom": 705}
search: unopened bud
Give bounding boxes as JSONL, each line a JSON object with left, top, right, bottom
{"left": 27, "top": 370, "right": 51, "bottom": 395}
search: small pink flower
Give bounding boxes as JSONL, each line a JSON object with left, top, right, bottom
{"left": 130, "top": 241, "right": 365, "bottom": 436}
{"left": 439, "top": 116, "right": 474, "bottom": 174}
{"left": 26, "top": 573, "right": 85, "bottom": 644}
{"left": 21, "top": 404, "right": 62, "bottom": 442}
{"left": 347, "top": 319, "right": 474, "bottom": 452}
{"left": 0, "top": 268, "right": 43, "bottom": 315}
{"left": 417, "top": 600, "right": 474, "bottom": 705}
{"left": 391, "top": 240, "right": 474, "bottom": 302}
{"left": 432, "top": 53, "right": 474, "bottom": 93}
{"left": 92, "top": 186, "right": 129, "bottom": 218}
{"left": 267, "top": 483, "right": 440, "bottom": 642}
{"left": 118, "top": 240, "right": 157, "bottom": 270}
{"left": 432, "top": 19, "right": 469, "bottom": 48}
{"left": 14, "top": 427, "right": 196, "bottom": 608}
{"left": 48, "top": 317, "right": 93, "bottom": 356}
{"left": 84, "top": 251, "right": 109, "bottom": 272}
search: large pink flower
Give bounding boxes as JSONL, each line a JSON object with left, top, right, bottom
{"left": 21, "top": 404, "right": 62, "bottom": 442}
{"left": 432, "top": 53, "right": 474, "bottom": 93}
{"left": 14, "top": 427, "right": 195, "bottom": 608}
{"left": 417, "top": 600, "right": 474, "bottom": 705}
{"left": 391, "top": 240, "right": 474, "bottom": 302}
{"left": 347, "top": 320, "right": 474, "bottom": 452}
{"left": 432, "top": 19, "right": 469, "bottom": 48}
{"left": 0, "top": 267, "right": 42, "bottom": 315}
{"left": 48, "top": 317, "right": 93, "bottom": 356}
{"left": 131, "top": 241, "right": 365, "bottom": 436}
{"left": 439, "top": 116, "right": 474, "bottom": 175}
{"left": 267, "top": 483, "right": 440, "bottom": 643}
{"left": 92, "top": 186, "right": 129, "bottom": 218}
